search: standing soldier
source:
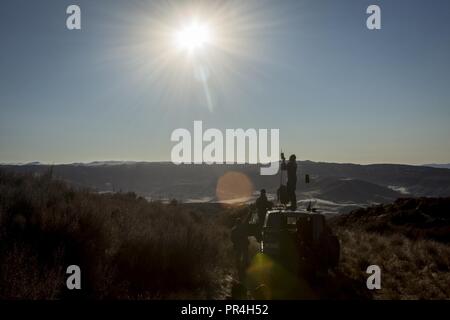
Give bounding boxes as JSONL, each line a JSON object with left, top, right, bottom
{"left": 281, "top": 153, "right": 298, "bottom": 210}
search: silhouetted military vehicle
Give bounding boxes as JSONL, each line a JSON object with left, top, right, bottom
{"left": 256, "top": 207, "right": 340, "bottom": 277}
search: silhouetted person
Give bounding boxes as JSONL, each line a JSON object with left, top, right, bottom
{"left": 281, "top": 153, "right": 297, "bottom": 210}
{"left": 231, "top": 219, "right": 249, "bottom": 278}
{"left": 255, "top": 189, "right": 272, "bottom": 227}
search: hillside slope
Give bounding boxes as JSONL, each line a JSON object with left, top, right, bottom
{"left": 2, "top": 161, "right": 450, "bottom": 204}
{"left": 330, "top": 198, "right": 450, "bottom": 299}
{"left": 331, "top": 197, "right": 450, "bottom": 243}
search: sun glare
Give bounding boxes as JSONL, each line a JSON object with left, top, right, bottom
{"left": 174, "top": 21, "right": 212, "bottom": 53}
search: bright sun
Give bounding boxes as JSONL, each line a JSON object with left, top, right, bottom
{"left": 174, "top": 21, "right": 212, "bottom": 53}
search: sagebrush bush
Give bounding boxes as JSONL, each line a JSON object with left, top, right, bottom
{"left": 0, "top": 171, "right": 232, "bottom": 299}
{"left": 336, "top": 228, "right": 450, "bottom": 299}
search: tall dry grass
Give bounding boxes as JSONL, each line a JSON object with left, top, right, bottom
{"left": 0, "top": 171, "right": 233, "bottom": 299}
{"left": 336, "top": 227, "right": 450, "bottom": 299}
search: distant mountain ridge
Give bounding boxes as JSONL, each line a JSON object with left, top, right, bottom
{"left": 1, "top": 161, "right": 450, "bottom": 206}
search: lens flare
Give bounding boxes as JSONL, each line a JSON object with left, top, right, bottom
{"left": 216, "top": 171, "right": 253, "bottom": 204}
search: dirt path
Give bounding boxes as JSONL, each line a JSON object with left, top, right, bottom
{"left": 229, "top": 237, "right": 371, "bottom": 300}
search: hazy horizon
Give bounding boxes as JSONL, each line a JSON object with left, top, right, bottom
{"left": 1, "top": 158, "right": 449, "bottom": 167}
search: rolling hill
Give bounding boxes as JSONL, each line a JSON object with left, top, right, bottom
{"left": 1, "top": 161, "right": 449, "bottom": 206}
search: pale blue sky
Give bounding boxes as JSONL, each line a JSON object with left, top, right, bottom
{"left": 1, "top": 0, "right": 449, "bottom": 164}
